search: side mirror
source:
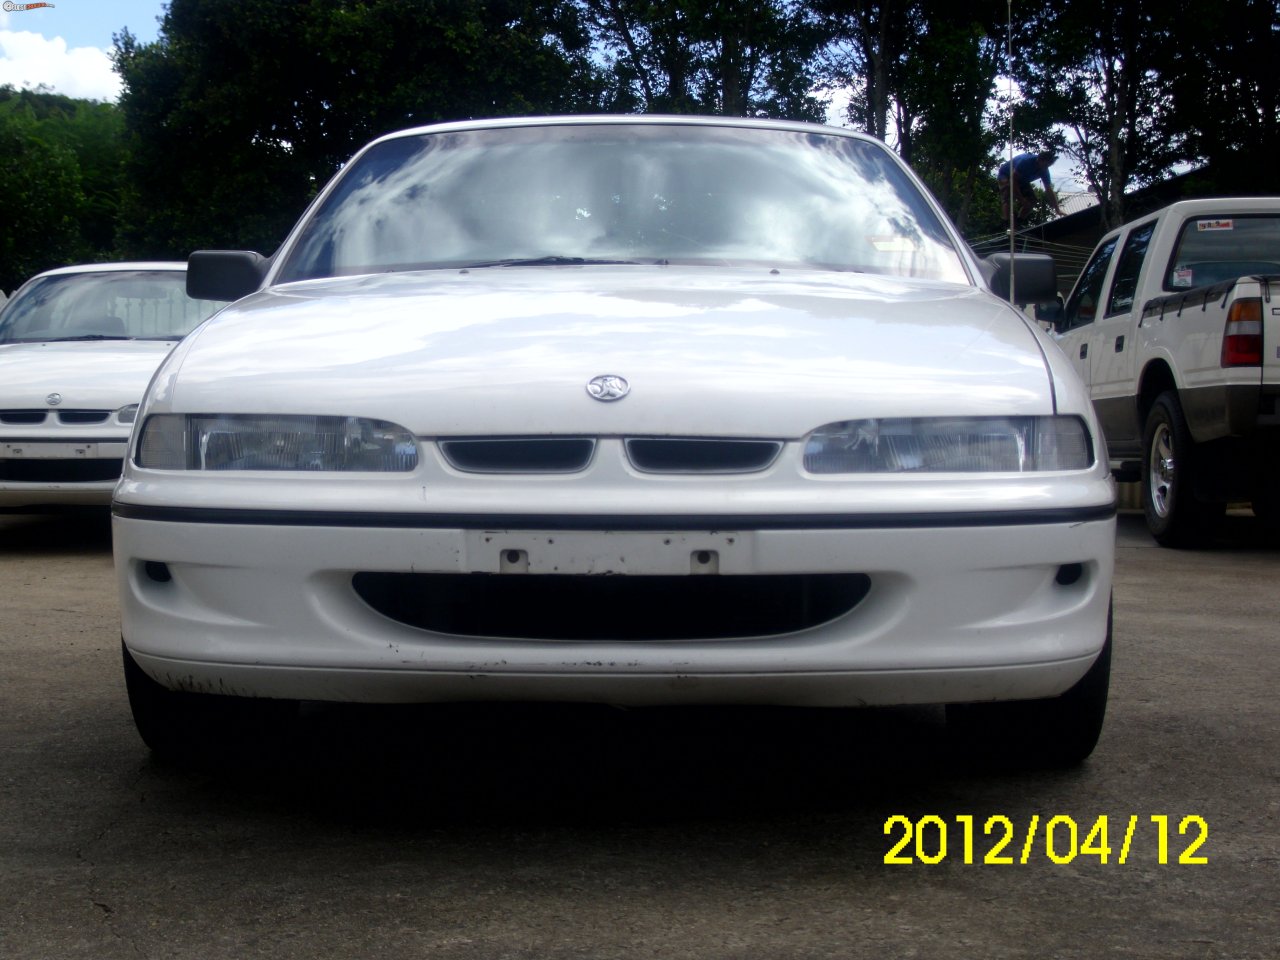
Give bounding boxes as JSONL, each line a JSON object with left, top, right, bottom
{"left": 188, "top": 250, "right": 270, "bottom": 301}
{"left": 985, "top": 252, "right": 1058, "bottom": 305}
{"left": 1035, "top": 299, "right": 1065, "bottom": 325}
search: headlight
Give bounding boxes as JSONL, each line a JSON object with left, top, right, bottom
{"left": 803, "top": 416, "right": 1092, "bottom": 473}
{"left": 117, "top": 404, "right": 139, "bottom": 425}
{"left": 137, "top": 414, "right": 418, "bottom": 471}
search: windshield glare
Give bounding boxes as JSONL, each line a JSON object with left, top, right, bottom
{"left": 278, "top": 125, "right": 969, "bottom": 284}
{"left": 0, "top": 271, "right": 221, "bottom": 344}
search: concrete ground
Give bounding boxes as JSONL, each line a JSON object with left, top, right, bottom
{"left": 0, "top": 509, "right": 1276, "bottom": 959}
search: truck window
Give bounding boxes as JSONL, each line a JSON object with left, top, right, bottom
{"left": 1061, "top": 236, "right": 1118, "bottom": 332}
{"left": 1164, "top": 215, "right": 1280, "bottom": 290}
{"left": 1106, "top": 221, "right": 1156, "bottom": 315}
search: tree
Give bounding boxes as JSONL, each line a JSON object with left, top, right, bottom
{"left": 0, "top": 86, "right": 126, "bottom": 291}
{"left": 1012, "top": 0, "right": 1183, "bottom": 229}
{"left": 1161, "top": 0, "right": 1280, "bottom": 195}
{"left": 112, "top": 0, "right": 607, "bottom": 259}
{"left": 585, "top": 0, "right": 826, "bottom": 119}
{"left": 814, "top": 1, "right": 1007, "bottom": 233}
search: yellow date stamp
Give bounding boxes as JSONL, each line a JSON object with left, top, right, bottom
{"left": 884, "top": 814, "right": 1209, "bottom": 865}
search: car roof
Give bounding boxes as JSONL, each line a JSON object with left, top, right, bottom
{"left": 29, "top": 261, "right": 187, "bottom": 280}
{"left": 364, "top": 114, "right": 875, "bottom": 150}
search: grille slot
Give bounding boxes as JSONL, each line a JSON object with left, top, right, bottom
{"left": 0, "top": 410, "right": 47, "bottom": 425}
{"left": 0, "top": 459, "right": 123, "bottom": 483}
{"left": 626, "top": 438, "right": 782, "bottom": 473}
{"left": 353, "top": 572, "right": 871, "bottom": 640}
{"left": 439, "top": 438, "right": 595, "bottom": 473}
{"left": 57, "top": 410, "right": 112, "bottom": 425}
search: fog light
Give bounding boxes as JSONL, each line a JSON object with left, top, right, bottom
{"left": 1055, "top": 563, "right": 1084, "bottom": 586}
{"left": 143, "top": 561, "right": 172, "bottom": 583}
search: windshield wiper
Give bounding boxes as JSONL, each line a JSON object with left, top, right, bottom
{"left": 50, "top": 334, "right": 135, "bottom": 342}
{"left": 459, "top": 256, "right": 642, "bottom": 269}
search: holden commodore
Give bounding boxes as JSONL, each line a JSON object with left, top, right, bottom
{"left": 0, "top": 262, "right": 221, "bottom": 511}
{"left": 113, "top": 116, "right": 1116, "bottom": 767}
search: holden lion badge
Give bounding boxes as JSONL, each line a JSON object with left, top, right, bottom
{"left": 586, "top": 375, "right": 630, "bottom": 402}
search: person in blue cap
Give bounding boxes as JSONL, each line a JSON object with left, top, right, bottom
{"left": 998, "top": 150, "right": 1064, "bottom": 225}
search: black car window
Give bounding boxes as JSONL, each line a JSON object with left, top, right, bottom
{"left": 1164, "top": 215, "right": 1280, "bottom": 290}
{"left": 1106, "top": 221, "right": 1156, "bottom": 316}
{"left": 1061, "top": 237, "right": 1118, "bottom": 332}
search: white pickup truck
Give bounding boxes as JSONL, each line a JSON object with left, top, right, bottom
{"left": 1051, "top": 197, "right": 1280, "bottom": 545}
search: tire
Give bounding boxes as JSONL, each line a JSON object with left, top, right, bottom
{"left": 1249, "top": 445, "right": 1280, "bottom": 539}
{"left": 122, "top": 641, "right": 297, "bottom": 764}
{"left": 1142, "top": 391, "right": 1223, "bottom": 547}
{"left": 947, "top": 602, "right": 1112, "bottom": 770}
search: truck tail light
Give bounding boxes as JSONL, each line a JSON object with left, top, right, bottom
{"left": 1221, "top": 299, "right": 1263, "bottom": 367}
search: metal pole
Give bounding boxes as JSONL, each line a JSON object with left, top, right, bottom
{"left": 1007, "top": 0, "right": 1016, "bottom": 301}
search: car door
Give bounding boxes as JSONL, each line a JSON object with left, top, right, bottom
{"left": 1055, "top": 234, "right": 1120, "bottom": 390}
{"left": 1090, "top": 220, "right": 1156, "bottom": 447}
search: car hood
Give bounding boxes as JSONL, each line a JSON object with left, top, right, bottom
{"left": 161, "top": 267, "right": 1053, "bottom": 437}
{"left": 0, "top": 340, "right": 178, "bottom": 409}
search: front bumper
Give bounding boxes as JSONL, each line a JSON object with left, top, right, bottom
{"left": 0, "top": 438, "right": 127, "bottom": 507}
{"left": 114, "top": 507, "right": 1115, "bottom": 708}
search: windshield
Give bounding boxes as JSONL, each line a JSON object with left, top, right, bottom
{"left": 277, "top": 124, "right": 969, "bottom": 284}
{"left": 1165, "top": 215, "right": 1280, "bottom": 290}
{"left": 0, "top": 270, "right": 222, "bottom": 344}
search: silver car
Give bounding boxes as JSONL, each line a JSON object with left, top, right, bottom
{"left": 0, "top": 262, "right": 222, "bottom": 511}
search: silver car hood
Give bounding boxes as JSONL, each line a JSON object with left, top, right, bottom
{"left": 0, "top": 340, "right": 177, "bottom": 410}
{"left": 160, "top": 267, "right": 1054, "bottom": 437}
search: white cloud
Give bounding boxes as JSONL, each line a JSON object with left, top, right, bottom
{"left": 0, "top": 28, "right": 122, "bottom": 101}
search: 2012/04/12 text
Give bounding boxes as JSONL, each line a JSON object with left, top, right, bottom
{"left": 883, "top": 815, "right": 1209, "bottom": 865}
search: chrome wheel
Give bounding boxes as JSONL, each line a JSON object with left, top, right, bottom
{"left": 1148, "top": 421, "right": 1175, "bottom": 520}
{"left": 1142, "top": 391, "right": 1221, "bottom": 546}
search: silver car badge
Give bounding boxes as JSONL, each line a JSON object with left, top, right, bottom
{"left": 586, "top": 375, "right": 630, "bottom": 402}
{"left": 45, "top": 393, "right": 63, "bottom": 406}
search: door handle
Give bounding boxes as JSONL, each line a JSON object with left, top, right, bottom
{"left": 1115, "top": 335, "right": 1125, "bottom": 352}
{"left": 1079, "top": 343, "right": 1088, "bottom": 359}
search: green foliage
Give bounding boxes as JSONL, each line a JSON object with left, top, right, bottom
{"left": 4, "top": 0, "right": 1276, "bottom": 276}
{"left": 112, "top": 0, "right": 609, "bottom": 259}
{"left": 1159, "top": 0, "right": 1280, "bottom": 196}
{"left": 0, "top": 87, "right": 125, "bottom": 292}
{"left": 1011, "top": 0, "right": 1184, "bottom": 229}
{"left": 585, "top": 0, "right": 827, "bottom": 119}
{"left": 815, "top": 1, "right": 1007, "bottom": 231}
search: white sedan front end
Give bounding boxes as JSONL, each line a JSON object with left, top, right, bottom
{"left": 0, "top": 262, "right": 221, "bottom": 510}
{"left": 113, "top": 117, "right": 1116, "bottom": 767}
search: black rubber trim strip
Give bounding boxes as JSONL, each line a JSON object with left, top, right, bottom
{"left": 112, "top": 502, "right": 1117, "bottom": 530}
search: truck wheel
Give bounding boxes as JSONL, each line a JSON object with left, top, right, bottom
{"left": 948, "top": 602, "right": 1112, "bottom": 770}
{"left": 122, "top": 641, "right": 297, "bottom": 764}
{"left": 1142, "top": 392, "right": 1222, "bottom": 547}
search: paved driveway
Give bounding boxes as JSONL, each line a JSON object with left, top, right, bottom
{"left": 0, "top": 510, "right": 1276, "bottom": 958}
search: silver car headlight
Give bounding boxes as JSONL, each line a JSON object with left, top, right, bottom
{"left": 136, "top": 414, "right": 418, "bottom": 471}
{"left": 803, "top": 416, "right": 1093, "bottom": 473}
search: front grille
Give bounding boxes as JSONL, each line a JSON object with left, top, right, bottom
{"left": 353, "top": 571, "right": 871, "bottom": 640}
{"left": 0, "top": 410, "right": 47, "bottom": 425}
{"left": 626, "top": 438, "right": 782, "bottom": 473}
{"left": 436, "top": 436, "right": 783, "bottom": 474}
{"left": 57, "top": 410, "right": 112, "bottom": 425}
{"left": 439, "top": 438, "right": 596, "bottom": 473}
{"left": 0, "top": 459, "right": 123, "bottom": 483}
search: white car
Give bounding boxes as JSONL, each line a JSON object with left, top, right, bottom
{"left": 114, "top": 116, "right": 1116, "bottom": 767}
{"left": 0, "top": 263, "right": 222, "bottom": 511}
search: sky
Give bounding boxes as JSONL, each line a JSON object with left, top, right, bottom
{"left": 0, "top": 0, "right": 165, "bottom": 101}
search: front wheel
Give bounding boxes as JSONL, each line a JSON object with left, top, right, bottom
{"left": 947, "top": 603, "right": 1112, "bottom": 770}
{"left": 1142, "top": 392, "right": 1222, "bottom": 547}
{"left": 122, "top": 641, "right": 297, "bottom": 764}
